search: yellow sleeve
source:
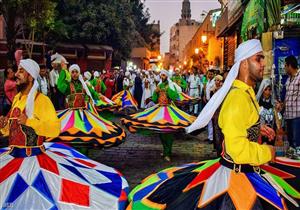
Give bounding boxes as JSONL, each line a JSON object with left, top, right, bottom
{"left": 219, "top": 89, "right": 272, "bottom": 166}
{"left": 26, "top": 94, "right": 60, "bottom": 138}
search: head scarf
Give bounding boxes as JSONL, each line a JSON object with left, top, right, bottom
{"left": 160, "top": 69, "right": 169, "bottom": 77}
{"left": 51, "top": 53, "right": 68, "bottom": 64}
{"left": 256, "top": 78, "right": 271, "bottom": 101}
{"left": 68, "top": 64, "right": 94, "bottom": 104}
{"left": 84, "top": 71, "right": 92, "bottom": 81}
{"left": 19, "top": 59, "right": 40, "bottom": 118}
{"left": 186, "top": 39, "right": 263, "bottom": 133}
{"left": 159, "top": 69, "right": 182, "bottom": 92}
{"left": 94, "top": 71, "right": 100, "bottom": 78}
{"left": 69, "top": 64, "right": 80, "bottom": 73}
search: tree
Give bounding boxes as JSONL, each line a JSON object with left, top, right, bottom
{"left": 56, "top": 0, "right": 161, "bottom": 63}
{"left": 0, "top": 0, "right": 23, "bottom": 64}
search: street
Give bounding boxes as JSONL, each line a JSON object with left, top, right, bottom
{"left": 88, "top": 120, "right": 216, "bottom": 188}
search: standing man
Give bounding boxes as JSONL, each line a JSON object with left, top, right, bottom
{"left": 204, "top": 69, "right": 215, "bottom": 143}
{"left": 49, "top": 54, "right": 67, "bottom": 110}
{"left": 284, "top": 55, "right": 300, "bottom": 158}
{"left": 104, "top": 72, "right": 115, "bottom": 99}
{"left": 37, "top": 64, "right": 50, "bottom": 96}
{"left": 134, "top": 72, "right": 143, "bottom": 108}
{"left": 188, "top": 68, "right": 201, "bottom": 115}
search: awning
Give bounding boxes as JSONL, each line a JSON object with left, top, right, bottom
{"left": 85, "top": 44, "right": 113, "bottom": 51}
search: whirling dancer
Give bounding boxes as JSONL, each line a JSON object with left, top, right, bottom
{"left": 122, "top": 70, "right": 196, "bottom": 161}
{"left": 47, "top": 63, "right": 126, "bottom": 147}
{"left": 127, "top": 40, "right": 300, "bottom": 210}
{"left": 0, "top": 59, "right": 129, "bottom": 210}
{"left": 112, "top": 71, "right": 138, "bottom": 114}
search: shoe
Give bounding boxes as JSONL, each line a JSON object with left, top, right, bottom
{"left": 164, "top": 156, "right": 171, "bottom": 162}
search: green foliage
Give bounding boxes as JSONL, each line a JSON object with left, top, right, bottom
{"left": 56, "top": 0, "right": 160, "bottom": 61}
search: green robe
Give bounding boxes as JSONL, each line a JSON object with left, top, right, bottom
{"left": 171, "top": 75, "right": 187, "bottom": 89}
{"left": 90, "top": 78, "right": 107, "bottom": 94}
{"left": 152, "top": 81, "right": 179, "bottom": 104}
{"left": 57, "top": 69, "right": 99, "bottom": 100}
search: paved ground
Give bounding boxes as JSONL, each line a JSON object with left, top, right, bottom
{"left": 87, "top": 126, "right": 217, "bottom": 188}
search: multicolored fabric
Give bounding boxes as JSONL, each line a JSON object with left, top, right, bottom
{"left": 128, "top": 158, "right": 300, "bottom": 210}
{"left": 95, "top": 93, "right": 117, "bottom": 111}
{"left": 0, "top": 143, "right": 129, "bottom": 210}
{"left": 176, "top": 92, "right": 200, "bottom": 106}
{"left": 46, "top": 108, "right": 126, "bottom": 147}
{"left": 112, "top": 90, "right": 138, "bottom": 112}
{"left": 121, "top": 103, "right": 196, "bottom": 133}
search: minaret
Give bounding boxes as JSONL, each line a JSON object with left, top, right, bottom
{"left": 181, "top": 0, "right": 191, "bottom": 20}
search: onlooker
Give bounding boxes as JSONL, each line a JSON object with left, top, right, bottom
{"left": 211, "top": 74, "right": 224, "bottom": 155}
{"left": 204, "top": 69, "right": 215, "bottom": 143}
{"left": 3, "top": 66, "right": 17, "bottom": 115}
{"left": 284, "top": 55, "right": 300, "bottom": 158}
{"left": 37, "top": 64, "right": 50, "bottom": 96}
{"left": 188, "top": 69, "right": 201, "bottom": 115}
{"left": 49, "top": 54, "right": 67, "bottom": 110}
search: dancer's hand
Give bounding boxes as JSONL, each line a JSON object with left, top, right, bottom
{"left": 260, "top": 125, "right": 275, "bottom": 141}
{"left": 0, "top": 116, "right": 8, "bottom": 128}
{"left": 17, "top": 113, "right": 28, "bottom": 125}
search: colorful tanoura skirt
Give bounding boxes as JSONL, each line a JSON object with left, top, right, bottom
{"left": 0, "top": 143, "right": 129, "bottom": 209}
{"left": 112, "top": 90, "right": 138, "bottom": 114}
{"left": 94, "top": 93, "right": 117, "bottom": 111}
{"left": 175, "top": 92, "right": 200, "bottom": 106}
{"left": 127, "top": 158, "right": 300, "bottom": 210}
{"left": 47, "top": 107, "right": 126, "bottom": 147}
{"left": 121, "top": 103, "right": 196, "bottom": 133}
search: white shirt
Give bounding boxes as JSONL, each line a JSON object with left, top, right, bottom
{"left": 38, "top": 76, "right": 48, "bottom": 95}
{"left": 49, "top": 69, "right": 59, "bottom": 87}
{"left": 206, "top": 78, "right": 215, "bottom": 101}
{"left": 188, "top": 74, "right": 201, "bottom": 89}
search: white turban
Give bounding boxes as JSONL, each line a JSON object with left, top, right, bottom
{"left": 186, "top": 39, "right": 263, "bottom": 133}
{"left": 94, "top": 71, "right": 100, "bottom": 78}
{"left": 69, "top": 64, "right": 80, "bottom": 73}
{"left": 125, "top": 71, "right": 130, "bottom": 77}
{"left": 160, "top": 69, "right": 169, "bottom": 77}
{"left": 68, "top": 64, "right": 94, "bottom": 104}
{"left": 51, "top": 53, "right": 68, "bottom": 64}
{"left": 19, "top": 59, "right": 40, "bottom": 119}
{"left": 256, "top": 78, "right": 271, "bottom": 101}
{"left": 84, "top": 71, "right": 92, "bottom": 81}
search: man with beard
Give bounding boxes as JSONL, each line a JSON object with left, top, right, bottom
{"left": 188, "top": 39, "right": 276, "bottom": 165}
{"left": 0, "top": 58, "right": 60, "bottom": 140}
